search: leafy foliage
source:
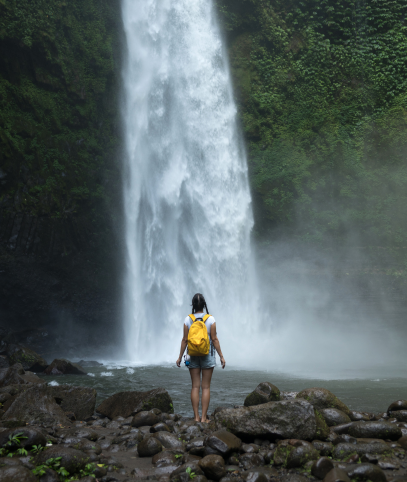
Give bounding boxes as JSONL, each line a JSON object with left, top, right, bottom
{"left": 216, "top": 0, "right": 407, "bottom": 275}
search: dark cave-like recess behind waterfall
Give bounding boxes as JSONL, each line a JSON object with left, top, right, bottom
{"left": 0, "top": 0, "right": 407, "bottom": 343}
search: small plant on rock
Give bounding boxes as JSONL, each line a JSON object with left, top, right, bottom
{"left": 186, "top": 467, "right": 196, "bottom": 480}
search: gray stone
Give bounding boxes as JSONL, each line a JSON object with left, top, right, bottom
{"left": 48, "top": 385, "right": 96, "bottom": 421}
{"left": 332, "top": 434, "right": 357, "bottom": 445}
{"left": 151, "top": 422, "right": 171, "bottom": 433}
{"left": 153, "top": 431, "right": 184, "bottom": 450}
{"left": 387, "top": 400, "right": 407, "bottom": 414}
{"left": 347, "top": 421, "right": 402, "bottom": 441}
{"left": 239, "top": 453, "right": 265, "bottom": 469}
{"left": 323, "top": 468, "right": 351, "bottom": 482}
{"left": 312, "top": 441, "right": 333, "bottom": 456}
{"left": 198, "top": 455, "right": 226, "bottom": 481}
{"left": 204, "top": 430, "right": 242, "bottom": 456}
{"left": 286, "top": 442, "right": 319, "bottom": 468}
{"left": 332, "top": 441, "right": 390, "bottom": 459}
{"left": 320, "top": 408, "right": 351, "bottom": 427}
{"left": 2, "top": 384, "right": 69, "bottom": 426}
{"left": 153, "top": 450, "right": 180, "bottom": 467}
{"left": 0, "top": 465, "right": 37, "bottom": 482}
{"left": 243, "top": 472, "right": 267, "bottom": 482}
{"left": 349, "top": 411, "right": 370, "bottom": 422}
{"left": 244, "top": 383, "right": 280, "bottom": 407}
{"left": 5, "top": 345, "right": 47, "bottom": 372}
{"left": 214, "top": 399, "right": 317, "bottom": 441}
{"left": 311, "top": 457, "right": 334, "bottom": 480}
{"left": 43, "top": 359, "right": 87, "bottom": 375}
{"left": 243, "top": 467, "right": 278, "bottom": 482}
{"left": 296, "top": 388, "right": 350, "bottom": 415}
{"left": 132, "top": 410, "right": 161, "bottom": 427}
{"left": 186, "top": 437, "right": 205, "bottom": 456}
{"left": 36, "top": 445, "right": 89, "bottom": 474}
{"left": 137, "top": 437, "right": 163, "bottom": 457}
{"left": 97, "top": 388, "right": 173, "bottom": 419}
{"left": 0, "top": 427, "right": 46, "bottom": 449}
{"left": 391, "top": 410, "right": 407, "bottom": 423}
{"left": 345, "top": 463, "right": 386, "bottom": 482}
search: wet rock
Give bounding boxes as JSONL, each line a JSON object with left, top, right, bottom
{"left": 398, "top": 436, "right": 407, "bottom": 450}
{"left": 315, "top": 410, "right": 330, "bottom": 440}
{"left": 153, "top": 450, "right": 180, "bottom": 467}
{"left": 296, "top": 388, "right": 350, "bottom": 415}
{"left": 227, "top": 455, "right": 239, "bottom": 465}
{"left": 273, "top": 442, "right": 294, "bottom": 466}
{"left": 331, "top": 423, "right": 355, "bottom": 435}
{"left": 377, "top": 457, "right": 399, "bottom": 470}
{"left": 320, "top": 409, "right": 351, "bottom": 427}
{"left": 243, "top": 467, "right": 278, "bottom": 482}
{"left": 5, "top": 345, "right": 47, "bottom": 372}
{"left": 286, "top": 442, "right": 319, "bottom": 468}
{"left": 153, "top": 432, "right": 184, "bottom": 450}
{"left": 78, "top": 360, "right": 103, "bottom": 367}
{"left": 0, "top": 427, "right": 46, "bottom": 449}
{"left": 68, "top": 428, "right": 98, "bottom": 441}
{"left": 387, "top": 400, "right": 407, "bottom": 414}
{"left": 171, "top": 462, "right": 205, "bottom": 482}
{"left": 240, "top": 453, "right": 265, "bottom": 469}
{"left": 186, "top": 437, "right": 205, "bottom": 456}
{"left": 241, "top": 443, "right": 259, "bottom": 453}
{"left": 214, "top": 399, "right": 318, "bottom": 441}
{"left": 0, "top": 465, "right": 37, "bottom": 482}
{"left": 97, "top": 388, "right": 173, "bottom": 419}
{"left": 264, "top": 450, "right": 275, "bottom": 464}
{"left": 280, "top": 475, "right": 309, "bottom": 482}
{"left": 204, "top": 430, "right": 242, "bottom": 456}
{"left": 137, "top": 436, "right": 163, "bottom": 456}
{"left": 311, "top": 457, "right": 335, "bottom": 480}
{"left": 38, "top": 468, "right": 59, "bottom": 482}
{"left": 280, "top": 391, "right": 299, "bottom": 400}
{"left": 151, "top": 422, "right": 171, "bottom": 433}
{"left": 183, "top": 453, "right": 202, "bottom": 464}
{"left": 332, "top": 441, "right": 390, "bottom": 459}
{"left": 243, "top": 471, "right": 267, "bottom": 482}
{"left": 203, "top": 445, "right": 222, "bottom": 457}
{"left": 36, "top": 445, "right": 89, "bottom": 474}
{"left": 349, "top": 411, "right": 370, "bottom": 422}
{"left": 2, "top": 384, "right": 70, "bottom": 426}
{"left": 244, "top": 383, "right": 280, "bottom": 407}
{"left": 345, "top": 463, "right": 386, "bottom": 482}
{"left": 391, "top": 411, "right": 407, "bottom": 423}
{"left": 132, "top": 410, "right": 161, "bottom": 427}
{"left": 332, "top": 434, "right": 357, "bottom": 445}
{"left": 44, "top": 359, "right": 87, "bottom": 375}
{"left": 199, "top": 455, "right": 226, "bottom": 481}
{"left": 347, "top": 421, "right": 402, "bottom": 441}
{"left": 48, "top": 385, "right": 96, "bottom": 421}
{"left": 74, "top": 439, "right": 102, "bottom": 454}
{"left": 0, "top": 364, "right": 43, "bottom": 387}
{"left": 312, "top": 441, "right": 333, "bottom": 456}
{"left": 323, "top": 468, "right": 351, "bottom": 482}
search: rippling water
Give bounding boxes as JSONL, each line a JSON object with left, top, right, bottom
{"left": 39, "top": 363, "right": 407, "bottom": 417}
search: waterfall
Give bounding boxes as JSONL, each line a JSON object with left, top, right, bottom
{"left": 121, "top": 0, "right": 258, "bottom": 363}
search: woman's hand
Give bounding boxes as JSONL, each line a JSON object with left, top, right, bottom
{"left": 176, "top": 357, "right": 182, "bottom": 367}
{"left": 220, "top": 356, "right": 226, "bottom": 369}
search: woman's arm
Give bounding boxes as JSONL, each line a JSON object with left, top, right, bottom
{"left": 210, "top": 323, "right": 226, "bottom": 369}
{"left": 176, "top": 324, "right": 189, "bottom": 367}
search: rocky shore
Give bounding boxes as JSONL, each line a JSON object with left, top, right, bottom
{"left": 0, "top": 342, "right": 406, "bottom": 482}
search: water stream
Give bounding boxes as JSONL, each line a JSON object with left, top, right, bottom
{"left": 121, "top": 0, "right": 258, "bottom": 363}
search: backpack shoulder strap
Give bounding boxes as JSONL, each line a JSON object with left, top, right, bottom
{"left": 203, "top": 314, "right": 211, "bottom": 322}
{"left": 188, "top": 314, "right": 196, "bottom": 323}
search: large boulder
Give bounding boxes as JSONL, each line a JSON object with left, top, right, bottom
{"left": 0, "top": 465, "right": 37, "bottom": 482}
{"left": 0, "top": 364, "right": 44, "bottom": 387}
{"left": 131, "top": 410, "right": 161, "bottom": 427}
{"left": 97, "top": 388, "right": 173, "bottom": 419}
{"left": 204, "top": 430, "right": 242, "bottom": 456}
{"left": 244, "top": 383, "right": 280, "bottom": 407}
{"left": 2, "top": 384, "right": 70, "bottom": 426}
{"left": 36, "top": 445, "right": 89, "bottom": 474}
{"left": 198, "top": 455, "right": 226, "bottom": 481}
{"left": 387, "top": 400, "right": 407, "bottom": 413}
{"left": 4, "top": 344, "right": 47, "bottom": 372}
{"left": 319, "top": 409, "right": 351, "bottom": 427}
{"left": 214, "top": 399, "right": 318, "bottom": 441}
{"left": 296, "top": 388, "right": 350, "bottom": 416}
{"left": 347, "top": 421, "right": 402, "bottom": 441}
{"left": 48, "top": 385, "right": 96, "bottom": 421}
{"left": 43, "top": 359, "right": 87, "bottom": 375}
{"left": 0, "top": 427, "right": 46, "bottom": 449}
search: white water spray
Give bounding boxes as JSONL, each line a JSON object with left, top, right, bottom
{"left": 121, "top": 0, "right": 259, "bottom": 362}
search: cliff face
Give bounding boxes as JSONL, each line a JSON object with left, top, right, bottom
{"left": 0, "top": 0, "right": 123, "bottom": 342}
{"left": 217, "top": 0, "right": 407, "bottom": 283}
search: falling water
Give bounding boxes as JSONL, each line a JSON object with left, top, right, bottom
{"left": 121, "top": 0, "right": 259, "bottom": 362}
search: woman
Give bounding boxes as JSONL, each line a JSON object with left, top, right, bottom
{"left": 176, "top": 293, "right": 226, "bottom": 423}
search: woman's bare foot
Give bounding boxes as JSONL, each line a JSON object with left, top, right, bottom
{"left": 201, "top": 418, "right": 210, "bottom": 423}
{"left": 194, "top": 417, "right": 200, "bottom": 422}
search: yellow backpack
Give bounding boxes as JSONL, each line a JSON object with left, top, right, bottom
{"left": 187, "top": 314, "right": 211, "bottom": 356}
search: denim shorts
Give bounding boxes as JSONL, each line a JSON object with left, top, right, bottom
{"left": 189, "top": 345, "right": 216, "bottom": 369}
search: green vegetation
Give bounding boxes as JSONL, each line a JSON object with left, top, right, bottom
{"left": 0, "top": 0, "right": 120, "bottom": 224}
{"left": 216, "top": 0, "right": 407, "bottom": 278}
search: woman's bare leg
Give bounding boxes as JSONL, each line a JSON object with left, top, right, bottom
{"left": 201, "top": 367, "right": 214, "bottom": 423}
{"left": 189, "top": 368, "right": 201, "bottom": 421}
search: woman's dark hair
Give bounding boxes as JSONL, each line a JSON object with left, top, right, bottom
{"left": 191, "top": 293, "right": 209, "bottom": 314}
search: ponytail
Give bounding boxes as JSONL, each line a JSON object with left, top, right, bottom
{"left": 191, "top": 293, "right": 209, "bottom": 314}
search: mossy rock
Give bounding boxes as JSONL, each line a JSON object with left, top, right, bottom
{"left": 7, "top": 345, "right": 47, "bottom": 372}
{"left": 244, "top": 382, "right": 280, "bottom": 407}
{"left": 296, "top": 388, "right": 350, "bottom": 416}
{"left": 314, "top": 410, "right": 330, "bottom": 441}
